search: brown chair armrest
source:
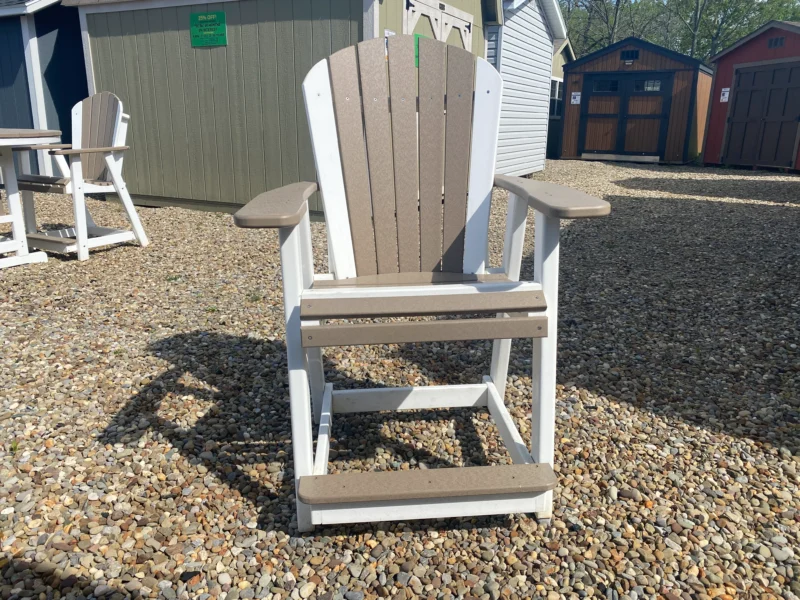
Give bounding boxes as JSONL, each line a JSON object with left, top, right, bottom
{"left": 13, "top": 143, "right": 70, "bottom": 151}
{"left": 233, "top": 182, "right": 318, "bottom": 228}
{"left": 494, "top": 175, "right": 610, "bottom": 219}
{"left": 50, "top": 146, "right": 129, "bottom": 155}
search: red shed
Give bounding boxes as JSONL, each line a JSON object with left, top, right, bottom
{"left": 704, "top": 21, "right": 800, "bottom": 169}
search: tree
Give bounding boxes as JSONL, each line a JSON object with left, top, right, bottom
{"left": 665, "top": 0, "right": 712, "bottom": 57}
{"left": 559, "top": 0, "right": 800, "bottom": 61}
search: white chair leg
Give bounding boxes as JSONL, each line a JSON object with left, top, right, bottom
{"left": 490, "top": 193, "right": 529, "bottom": 399}
{"left": 69, "top": 157, "right": 90, "bottom": 261}
{"left": 105, "top": 154, "right": 149, "bottom": 247}
{"left": 306, "top": 347, "right": 326, "bottom": 424}
{"left": 21, "top": 191, "right": 37, "bottom": 234}
{"left": 490, "top": 334, "right": 512, "bottom": 400}
{"left": 296, "top": 210, "right": 325, "bottom": 424}
{"left": 280, "top": 224, "right": 315, "bottom": 533}
{"left": 84, "top": 206, "right": 98, "bottom": 229}
{"left": 530, "top": 211, "right": 560, "bottom": 521}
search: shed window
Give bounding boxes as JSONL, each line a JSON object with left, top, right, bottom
{"left": 549, "top": 80, "right": 563, "bottom": 118}
{"left": 593, "top": 80, "right": 619, "bottom": 92}
{"left": 620, "top": 49, "right": 639, "bottom": 61}
{"left": 634, "top": 79, "right": 661, "bottom": 92}
{"left": 768, "top": 36, "right": 785, "bottom": 49}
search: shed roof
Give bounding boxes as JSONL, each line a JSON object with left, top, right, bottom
{"left": 710, "top": 21, "right": 800, "bottom": 63}
{"left": 553, "top": 38, "right": 575, "bottom": 61}
{"left": 0, "top": 0, "right": 59, "bottom": 16}
{"left": 564, "top": 37, "right": 713, "bottom": 74}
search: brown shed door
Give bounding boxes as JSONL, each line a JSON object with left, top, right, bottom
{"left": 579, "top": 74, "right": 672, "bottom": 158}
{"left": 724, "top": 62, "right": 800, "bottom": 168}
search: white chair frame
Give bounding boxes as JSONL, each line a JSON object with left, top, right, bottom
{"left": 234, "top": 36, "right": 609, "bottom": 532}
{"left": 18, "top": 94, "right": 148, "bottom": 261}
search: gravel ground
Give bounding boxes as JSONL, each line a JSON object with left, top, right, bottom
{"left": 1, "top": 160, "right": 798, "bottom": 600}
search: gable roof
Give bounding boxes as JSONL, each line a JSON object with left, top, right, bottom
{"left": 710, "top": 21, "right": 800, "bottom": 63}
{"left": 564, "top": 37, "right": 713, "bottom": 74}
{"left": 553, "top": 38, "right": 576, "bottom": 61}
{"left": 0, "top": 0, "right": 59, "bottom": 15}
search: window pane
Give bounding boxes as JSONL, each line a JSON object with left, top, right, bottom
{"left": 634, "top": 79, "right": 661, "bottom": 92}
{"left": 550, "top": 80, "right": 558, "bottom": 98}
{"left": 593, "top": 80, "right": 619, "bottom": 92}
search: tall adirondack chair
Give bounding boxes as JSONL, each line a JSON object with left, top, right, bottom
{"left": 14, "top": 92, "right": 149, "bottom": 261}
{"left": 234, "top": 36, "right": 610, "bottom": 532}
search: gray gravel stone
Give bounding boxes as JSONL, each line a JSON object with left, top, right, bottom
{"left": 1, "top": 163, "right": 798, "bottom": 600}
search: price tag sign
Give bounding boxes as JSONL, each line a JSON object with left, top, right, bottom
{"left": 720, "top": 88, "right": 730, "bottom": 103}
{"left": 571, "top": 92, "right": 581, "bottom": 105}
{"left": 191, "top": 11, "right": 227, "bottom": 48}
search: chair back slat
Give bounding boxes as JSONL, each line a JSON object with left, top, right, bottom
{"left": 417, "top": 37, "right": 447, "bottom": 272}
{"left": 329, "top": 46, "right": 378, "bottom": 276}
{"left": 305, "top": 36, "right": 502, "bottom": 279}
{"left": 441, "top": 45, "right": 475, "bottom": 273}
{"left": 387, "top": 36, "right": 420, "bottom": 273}
{"left": 76, "top": 92, "right": 121, "bottom": 181}
{"left": 357, "top": 38, "right": 399, "bottom": 274}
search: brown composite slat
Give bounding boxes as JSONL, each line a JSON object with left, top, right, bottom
{"left": 81, "top": 93, "right": 118, "bottom": 181}
{"left": 0, "top": 129, "right": 61, "bottom": 138}
{"left": 80, "top": 95, "right": 96, "bottom": 179}
{"left": 357, "top": 38, "right": 399, "bottom": 274}
{"left": 301, "top": 315, "right": 548, "bottom": 347}
{"left": 312, "top": 272, "right": 510, "bottom": 287}
{"left": 329, "top": 46, "right": 378, "bottom": 275}
{"left": 298, "top": 463, "right": 558, "bottom": 504}
{"left": 417, "top": 37, "right": 447, "bottom": 272}
{"left": 301, "top": 290, "right": 546, "bottom": 319}
{"left": 387, "top": 35, "right": 420, "bottom": 272}
{"left": 441, "top": 46, "right": 474, "bottom": 273}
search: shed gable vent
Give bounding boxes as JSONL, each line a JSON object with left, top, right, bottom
{"left": 767, "top": 36, "right": 785, "bottom": 49}
{"left": 620, "top": 49, "right": 639, "bottom": 61}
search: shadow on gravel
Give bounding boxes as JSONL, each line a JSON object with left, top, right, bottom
{"left": 615, "top": 176, "right": 800, "bottom": 204}
{"left": 528, "top": 194, "right": 799, "bottom": 454}
{"left": 1, "top": 558, "right": 129, "bottom": 600}
{"left": 100, "top": 332, "right": 506, "bottom": 533}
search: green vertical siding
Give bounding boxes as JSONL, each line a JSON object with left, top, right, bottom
{"left": 87, "top": 0, "right": 362, "bottom": 210}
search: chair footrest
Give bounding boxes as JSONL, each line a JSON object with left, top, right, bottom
{"left": 298, "top": 463, "right": 557, "bottom": 505}
{"left": 301, "top": 315, "right": 548, "bottom": 347}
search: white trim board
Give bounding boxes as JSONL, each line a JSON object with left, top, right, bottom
{"left": 20, "top": 14, "right": 53, "bottom": 176}
{"left": 78, "top": 8, "right": 96, "bottom": 95}
{"left": 363, "top": 0, "right": 378, "bottom": 40}
{"left": 0, "top": 0, "right": 59, "bottom": 17}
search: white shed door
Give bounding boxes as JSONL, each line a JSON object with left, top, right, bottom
{"left": 494, "top": 0, "right": 553, "bottom": 175}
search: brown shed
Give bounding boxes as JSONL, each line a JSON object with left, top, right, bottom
{"left": 703, "top": 21, "right": 800, "bottom": 170}
{"left": 561, "top": 38, "right": 713, "bottom": 163}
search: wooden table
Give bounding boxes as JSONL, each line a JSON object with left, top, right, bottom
{"left": 0, "top": 128, "right": 61, "bottom": 269}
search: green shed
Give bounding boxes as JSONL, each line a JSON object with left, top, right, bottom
{"left": 66, "top": 0, "right": 500, "bottom": 213}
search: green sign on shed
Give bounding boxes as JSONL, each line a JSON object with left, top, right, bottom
{"left": 190, "top": 11, "right": 227, "bottom": 47}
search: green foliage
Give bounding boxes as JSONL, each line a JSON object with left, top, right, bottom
{"left": 561, "top": 0, "right": 800, "bottom": 61}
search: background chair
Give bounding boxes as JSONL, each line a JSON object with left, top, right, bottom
{"left": 14, "top": 92, "right": 149, "bottom": 261}
{"left": 235, "top": 36, "right": 610, "bottom": 532}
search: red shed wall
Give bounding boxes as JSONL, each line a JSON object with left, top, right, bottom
{"left": 705, "top": 26, "right": 800, "bottom": 165}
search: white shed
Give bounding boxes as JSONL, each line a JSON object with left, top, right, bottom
{"left": 487, "top": 0, "right": 567, "bottom": 175}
